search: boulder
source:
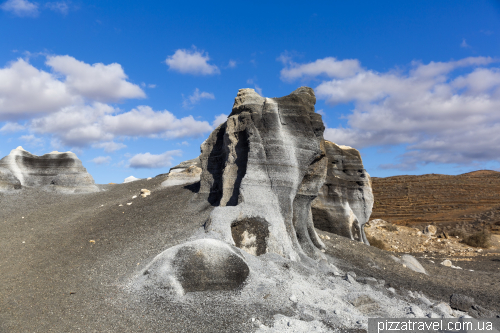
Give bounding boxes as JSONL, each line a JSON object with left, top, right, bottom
{"left": 161, "top": 165, "right": 202, "bottom": 187}
{"left": 311, "top": 141, "right": 374, "bottom": 244}
{"left": 0, "top": 146, "right": 98, "bottom": 192}
{"left": 423, "top": 225, "right": 437, "bottom": 236}
{"left": 450, "top": 293, "right": 475, "bottom": 312}
{"left": 137, "top": 239, "right": 249, "bottom": 295}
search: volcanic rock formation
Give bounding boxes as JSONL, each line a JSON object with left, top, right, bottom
{"left": 311, "top": 141, "right": 373, "bottom": 244}
{"left": 0, "top": 146, "right": 98, "bottom": 193}
{"left": 199, "top": 87, "right": 328, "bottom": 261}
{"left": 137, "top": 87, "right": 374, "bottom": 295}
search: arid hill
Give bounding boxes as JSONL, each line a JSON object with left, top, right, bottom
{"left": 370, "top": 170, "right": 500, "bottom": 234}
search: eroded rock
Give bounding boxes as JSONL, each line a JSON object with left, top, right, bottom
{"left": 200, "top": 87, "right": 327, "bottom": 260}
{"left": 137, "top": 239, "right": 249, "bottom": 295}
{"left": 311, "top": 141, "right": 374, "bottom": 244}
{"left": 0, "top": 146, "right": 98, "bottom": 192}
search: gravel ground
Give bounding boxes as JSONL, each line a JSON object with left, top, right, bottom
{"left": 1, "top": 178, "right": 499, "bottom": 332}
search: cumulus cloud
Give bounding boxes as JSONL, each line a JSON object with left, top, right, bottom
{"left": 461, "top": 39, "right": 470, "bottom": 48}
{"left": 1, "top": 0, "right": 38, "bottom": 17}
{"left": 91, "top": 156, "right": 111, "bottom": 165}
{"left": 279, "top": 55, "right": 361, "bottom": 81}
{"left": 129, "top": 150, "right": 182, "bottom": 169}
{"left": 212, "top": 114, "right": 227, "bottom": 127}
{"left": 283, "top": 55, "right": 500, "bottom": 170}
{"left": 0, "top": 56, "right": 145, "bottom": 121}
{"left": 0, "top": 58, "right": 76, "bottom": 120}
{"left": 20, "top": 134, "right": 43, "bottom": 147}
{"left": 45, "top": 1, "right": 68, "bottom": 14}
{"left": 0, "top": 122, "right": 25, "bottom": 133}
{"left": 182, "top": 88, "right": 215, "bottom": 109}
{"left": 46, "top": 55, "right": 145, "bottom": 102}
{"left": 29, "top": 103, "right": 213, "bottom": 147}
{"left": 227, "top": 60, "right": 237, "bottom": 68}
{"left": 165, "top": 47, "right": 220, "bottom": 75}
{"left": 92, "top": 141, "right": 126, "bottom": 152}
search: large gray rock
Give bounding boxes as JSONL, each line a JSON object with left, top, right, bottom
{"left": 136, "top": 239, "right": 249, "bottom": 295}
{"left": 199, "top": 87, "right": 328, "bottom": 261}
{"left": 0, "top": 146, "right": 98, "bottom": 192}
{"left": 311, "top": 141, "right": 374, "bottom": 244}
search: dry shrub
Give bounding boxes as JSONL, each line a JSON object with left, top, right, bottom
{"left": 382, "top": 224, "right": 398, "bottom": 232}
{"left": 462, "top": 230, "right": 492, "bottom": 248}
{"left": 367, "top": 236, "right": 388, "bottom": 250}
{"left": 448, "top": 228, "right": 466, "bottom": 239}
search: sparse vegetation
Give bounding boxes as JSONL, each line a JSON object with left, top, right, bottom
{"left": 448, "top": 228, "right": 466, "bottom": 239}
{"left": 382, "top": 224, "right": 398, "bottom": 232}
{"left": 367, "top": 236, "right": 388, "bottom": 250}
{"left": 462, "top": 230, "right": 492, "bottom": 248}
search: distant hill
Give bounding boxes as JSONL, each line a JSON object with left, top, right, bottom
{"left": 370, "top": 170, "right": 500, "bottom": 234}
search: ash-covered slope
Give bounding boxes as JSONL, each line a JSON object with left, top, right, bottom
{"left": 0, "top": 146, "right": 98, "bottom": 193}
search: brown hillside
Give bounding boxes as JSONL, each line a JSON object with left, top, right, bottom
{"left": 370, "top": 170, "right": 500, "bottom": 234}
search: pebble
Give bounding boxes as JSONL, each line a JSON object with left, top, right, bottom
{"left": 441, "top": 259, "right": 452, "bottom": 267}
{"left": 289, "top": 295, "right": 298, "bottom": 302}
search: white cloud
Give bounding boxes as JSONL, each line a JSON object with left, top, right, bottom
{"left": 1, "top": 0, "right": 38, "bottom": 17}
{"left": 20, "top": 134, "right": 43, "bottom": 147}
{"left": 45, "top": 1, "right": 68, "bottom": 14}
{"left": 148, "top": 84, "right": 156, "bottom": 88}
{"left": 91, "top": 156, "right": 111, "bottom": 165}
{"left": 254, "top": 84, "right": 262, "bottom": 96}
{"left": 165, "top": 47, "right": 220, "bottom": 75}
{"left": 283, "top": 56, "right": 500, "bottom": 170}
{"left": 102, "top": 105, "right": 213, "bottom": 138}
{"left": 0, "top": 56, "right": 145, "bottom": 121}
{"left": 30, "top": 103, "right": 213, "bottom": 147}
{"left": 182, "top": 88, "right": 215, "bottom": 109}
{"left": 212, "top": 114, "right": 227, "bottom": 127}
{"left": 227, "top": 60, "right": 237, "bottom": 68}
{"left": 129, "top": 150, "right": 182, "bottom": 169}
{"left": 46, "top": 55, "right": 145, "bottom": 102}
{"left": 92, "top": 141, "right": 126, "bottom": 152}
{"left": 0, "top": 122, "right": 25, "bottom": 133}
{"left": 0, "top": 58, "right": 76, "bottom": 120}
{"left": 280, "top": 56, "right": 362, "bottom": 81}
{"left": 461, "top": 39, "right": 470, "bottom": 48}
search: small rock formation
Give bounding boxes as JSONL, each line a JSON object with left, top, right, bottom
{"left": 140, "top": 189, "right": 151, "bottom": 198}
{"left": 0, "top": 146, "right": 98, "bottom": 192}
{"left": 423, "top": 225, "right": 437, "bottom": 236}
{"left": 311, "top": 141, "right": 373, "bottom": 244}
{"left": 124, "top": 176, "right": 140, "bottom": 183}
{"left": 161, "top": 164, "right": 202, "bottom": 187}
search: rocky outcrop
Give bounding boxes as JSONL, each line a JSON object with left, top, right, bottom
{"left": 199, "top": 87, "right": 328, "bottom": 261}
{"left": 138, "top": 87, "right": 373, "bottom": 295}
{"left": 311, "top": 141, "right": 373, "bottom": 244}
{"left": 161, "top": 161, "right": 202, "bottom": 188}
{"left": 0, "top": 146, "right": 98, "bottom": 192}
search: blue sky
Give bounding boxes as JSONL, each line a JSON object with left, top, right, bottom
{"left": 1, "top": 0, "right": 500, "bottom": 184}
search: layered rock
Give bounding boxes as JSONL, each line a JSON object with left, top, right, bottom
{"left": 199, "top": 87, "right": 328, "bottom": 261}
{"left": 311, "top": 141, "right": 374, "bottom": 244}
{"left": 0, "top": 146, "right": 98, "bottom": 192}
{"left": 139, "top": 87, "right": 373, "bottom": 294}
{"left": 161, "top": 157, "right": 202, "bottom": 187}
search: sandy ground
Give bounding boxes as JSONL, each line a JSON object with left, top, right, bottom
{"left": 1, "top": 179, "right": 499, "bottom": 332}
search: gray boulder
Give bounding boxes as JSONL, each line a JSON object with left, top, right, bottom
{"left": 450, "top": 293, "right": 475, "bottom": 312}
{"left": 311, "top": 141, "right": 374, "bottom": 244}
{"left": 0, "top": 146, "right": 98, "bottom": 192}
{"left": 137, "top": 239, "right": 249, "bottom": 295}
